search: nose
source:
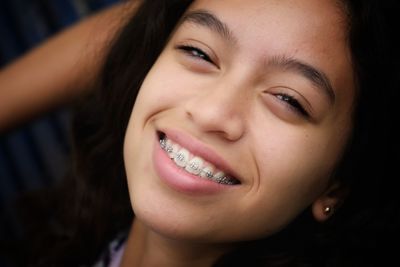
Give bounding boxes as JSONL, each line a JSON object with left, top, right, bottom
{"left": 184, "top": 81, "right": 246, "bottom": 141}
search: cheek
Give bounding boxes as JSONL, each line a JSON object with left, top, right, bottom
{"left": 131, "top": 52, "right": 197, "bottom": 116}
{"left": 237, "top": 126, "right": 344, "bottom": 232}
{"left": 258, "top": 131, "right": 336, "bottom": 195}
{"left": 123, "top": 53, "right": 183, "bottom": 184}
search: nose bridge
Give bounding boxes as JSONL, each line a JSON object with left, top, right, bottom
{"left": 185, "top": 76, "right": 248, "bottom": 140}
{"left": 204, "top": 78, "right": 246, "bottom": 112}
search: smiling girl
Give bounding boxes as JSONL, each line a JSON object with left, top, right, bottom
{"left": 21, "top": 0, "right": 399, "bottom": 266}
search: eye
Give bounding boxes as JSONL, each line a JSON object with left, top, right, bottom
{"left": 176, "top": 45, "right": 213, "bottom": 64}
{"left": 274, "top": 93, "right": 310, "bottom": 118}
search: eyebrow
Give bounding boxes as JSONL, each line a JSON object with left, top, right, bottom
{"left": 268, "top": 56, "right": 336, "bottom": 103}
{"left": 181, "top": 10, "right": 237, "bottom": 45}
{"left": 181, "top": 10, "right": 335, "bottom": 103}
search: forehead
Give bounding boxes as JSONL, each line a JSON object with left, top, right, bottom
{"left": 187, "top": 0, "right": 347, "bottom": 39}
{"left": 189, "top": 0, "right": 346, "bottom": 16}
{"left": 185, "top": 0, "right": 349, "bottom": 56}
{"left": 183, "top": 0, "right": 354, "bottom": 104}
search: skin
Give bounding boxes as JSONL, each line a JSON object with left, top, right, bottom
{"left": 0, "top": 1, "right": 137, "bottom": 132}
{"left": 123, "top": 0, "right": 355, "bottom": 266}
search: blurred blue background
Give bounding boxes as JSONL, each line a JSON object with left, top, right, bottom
{"left": 0, "top": 0, "right": 120, "bottom": 266}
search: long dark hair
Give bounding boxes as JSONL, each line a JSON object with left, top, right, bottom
{"left": 29, "top": 0, "right": 400, "bottom": 266}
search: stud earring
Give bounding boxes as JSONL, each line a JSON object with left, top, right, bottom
{"left": 323, "top": 206, "right": 333, "bottom": 215}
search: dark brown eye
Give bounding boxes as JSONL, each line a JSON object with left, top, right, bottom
{"left": 275, "top": 93, "right": 310, "bottom": 118}
{"left": 177, "top": 45, "right": 213, "bottom": 63}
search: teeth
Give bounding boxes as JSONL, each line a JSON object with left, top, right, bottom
{"left": 213, "top": 171, "right": 225, "bottom": 183}
{"left": 199, "top": 165, "right": 214, "bottom": 179}
{"left": 174, "top": 148, "right": 189, "bottom": 168}
{"left": 160, "top": 136, "right": 237, "bottom": 185}
{"left": 185, "top": 157, "right": 203, "bottom": 175}
{"left": 166, "top": 139, "right": 179, "bottom": 159}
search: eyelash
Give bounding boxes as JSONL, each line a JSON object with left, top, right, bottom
{"left": 274, "top": 93, "right": 310, "bottom": 118}
{"left": 176, "top": 45, "right": 213, "bottom": 64}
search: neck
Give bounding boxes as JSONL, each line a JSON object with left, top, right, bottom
{"left": 120, "top": 219, "right": 232, "bottom": 267}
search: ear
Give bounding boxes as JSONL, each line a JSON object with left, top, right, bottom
{"left": 311, "top": 180, "right": 348, "bottom": 222}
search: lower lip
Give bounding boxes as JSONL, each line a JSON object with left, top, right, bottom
{"left": 152, "top": 135, "right": 234, "bottom": 195}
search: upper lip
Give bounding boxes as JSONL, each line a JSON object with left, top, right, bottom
{"left": 158, "top": 128, "right": 242, "bottom": 183}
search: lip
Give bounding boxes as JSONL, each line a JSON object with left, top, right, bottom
{"left": 152, "top": 129, "right": 241, "bottom": 194}
{"left": 162, "top": 128, "right": 241, "bottom": 182}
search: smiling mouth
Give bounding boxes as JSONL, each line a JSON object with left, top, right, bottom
{"left": 158, "top": 132, "right": 240, "bottom": 185}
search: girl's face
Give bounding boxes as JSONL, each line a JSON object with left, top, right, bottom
{"left": 124, "top": 0, "right": 355, "bottom": 243}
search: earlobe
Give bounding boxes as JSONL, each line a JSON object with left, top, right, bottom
{"left": 312, "top": 200, "right": 336, "bottom": 222}
{"left": 311, "top": 181, "right": 348, "bottom": 222}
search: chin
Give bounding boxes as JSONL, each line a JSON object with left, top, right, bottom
{"left": 131, "top": 195, "right": 209, "bottom": 241}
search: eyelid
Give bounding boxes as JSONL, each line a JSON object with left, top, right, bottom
{"left": 264, "top": 86, "right": 316, "bottom": 121}
{"left": 175, "top": 40, "right": 220, "bottom": 67}
{"left": 177, "top": 44, "right": 213, "bottom": 63}
{"left": 273, "top": 86, "right": 313, "bottom": 110}
{"left": 273, "top": 93, "right": 310, "bottom": 118}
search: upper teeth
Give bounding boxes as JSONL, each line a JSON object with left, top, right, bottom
{"left": 160, "top": 137, "right": 237, "bottom": 185}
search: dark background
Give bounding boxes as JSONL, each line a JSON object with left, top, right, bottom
{"left": 0, "top": 0, "right": 120, "bottom": 266}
